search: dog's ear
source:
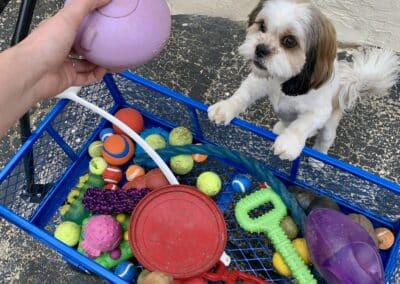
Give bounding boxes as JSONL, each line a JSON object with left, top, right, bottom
{"left": 248, "top": 0, "right": 267, "bottom": 27}
{"left": 281, "top": 9, "right": 337, "bottom": 96}
{"left": 310, "top": 11, "right": 337, "bottom": 90}
{"left": 281, "top": 48, "right": 317, "bottom": 96}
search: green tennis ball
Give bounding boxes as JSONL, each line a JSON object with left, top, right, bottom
{"left": 196, "top": 171, "right": 222, "bottom": 197}
{"left": 169, "top": 127, "right": 193, "bottom": 146}
{"left": 145, "top": 134, "right": 167, "bottom": 150}
{"left": 170, "top": 155, "right": 194, "bottom": 175}
{"left": 280, "top": 215, "right": 299, "bottom": 240}
{"left": 89, "top": 157, "right": 108, "bottom": 175}
{"left": 88, "top": 141, "right": 103, "bottom": 158}
{"left": 54, "top": 221, "right": 81, "bottom": 247}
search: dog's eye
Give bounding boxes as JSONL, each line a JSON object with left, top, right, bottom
{"left": 259, "top": 21, "right": 267, "bottom": 33}
{"left": 281, "top": 36, "right": 297, "bottom": 48}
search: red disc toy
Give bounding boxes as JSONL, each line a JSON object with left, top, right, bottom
{"left": 129, "top": 185, "right": 227, "bottom": 279}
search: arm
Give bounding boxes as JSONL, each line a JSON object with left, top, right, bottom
{"left": 0, "top": 0, "right": 111, "bottom": 137}
{"left": 208, "top": 73, "right": 271, "bottom": 125}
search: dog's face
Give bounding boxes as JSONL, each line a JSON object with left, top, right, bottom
{"left": 239, "top": 0, "right": 337, "bottom": 95}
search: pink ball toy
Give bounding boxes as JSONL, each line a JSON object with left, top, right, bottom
{"left": 82, "top": 215, "right": 122, "bottom": 258}
{"left": 67, "top": 0, "right": 171, "bottom": 69}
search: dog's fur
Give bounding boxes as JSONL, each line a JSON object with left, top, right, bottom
{"left": 208, "top": 0, "right": 399, "bottom": 161}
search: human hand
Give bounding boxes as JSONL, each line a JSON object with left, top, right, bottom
{"left": 23, "top": 0, "right": 112, "bottom": 99}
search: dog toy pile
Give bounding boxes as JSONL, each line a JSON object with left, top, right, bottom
{"left": 53, "top": 107, "right": 395, "bottom": 283}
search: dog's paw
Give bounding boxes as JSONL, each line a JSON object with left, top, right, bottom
{"left": 272, "top": 121, "right": 286, "bottom": 135}
{"left": 273, "top": 132, "right": 304, "bottom": 161}
{"left": 208, "top": 100, "right": 239, "bottom": 125}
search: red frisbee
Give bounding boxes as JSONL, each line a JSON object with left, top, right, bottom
{"left": 129, "top": 185, "right": 227, "bottom": 279}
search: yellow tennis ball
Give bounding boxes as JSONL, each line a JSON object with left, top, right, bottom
{"left": 54, "top": 221, "right": 81, "bottom": 247}
{"left": 292, "top": 238, "right": 312, "bottom": 265}
{"left": 116, "top": 213, "right": 127, "bottom": 223}
{"left": 124, "top": 231, "right": 129, "bottom": 241}
{"left": 196, "top": 171, "right": 222, "bottom": 197}
{"left": 272, "top": 252, "right": 292, "bottom": 277}
{"left": 169, "top": 127, "right": 193, "bottom": 146}
{"left": 170, "top": 155, "right": 194, "bottom": 175}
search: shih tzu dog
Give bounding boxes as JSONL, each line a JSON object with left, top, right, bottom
{"left": 208, "top": 0, "right": 399, "bottom": 161}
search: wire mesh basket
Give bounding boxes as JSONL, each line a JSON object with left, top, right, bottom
{"left": 0, "top": 71, "right": 399, "bottom": 283}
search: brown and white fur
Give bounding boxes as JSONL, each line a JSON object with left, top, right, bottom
{"left": 208, "top": 0, "right": 399, "bottom": 162}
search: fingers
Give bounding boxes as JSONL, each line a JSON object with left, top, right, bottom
{"left": 60, "top": 0, "right": 112, "bottom": 30}
{"left": 69, "top": 58, "right": 98, "bottom": 73}
{"left": 72, "top": 67, "right": 108, "bottom": 86}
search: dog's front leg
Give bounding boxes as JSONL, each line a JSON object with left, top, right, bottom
{"left": 208, "top": 73, "right": 270, "bottom": 125}
{"left": 273, "top": 111, "right": 328, "bottom": 161}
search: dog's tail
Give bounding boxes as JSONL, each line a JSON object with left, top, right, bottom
{"left": 338, "top": 48, "right": 399, "bottom": 111}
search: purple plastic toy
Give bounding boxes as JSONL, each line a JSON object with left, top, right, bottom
{"left": 67, "top": 0, "right": 171, "bottom": 69}
{"left": 306, "top": 208, "right": 384, "bottom": 284}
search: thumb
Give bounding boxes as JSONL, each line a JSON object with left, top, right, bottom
{"left": 60, "top": 0, "right": 112, "bottom": 29}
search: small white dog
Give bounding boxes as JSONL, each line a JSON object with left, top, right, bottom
{"left": 208, "top": 0, "right": 399, "bottom": 161}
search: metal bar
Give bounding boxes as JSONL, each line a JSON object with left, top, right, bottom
{"left": 11, "top": 0, "right": 38, "bottom": 198}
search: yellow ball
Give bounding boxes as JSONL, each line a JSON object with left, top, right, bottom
{"left": 116, "top": 213, "right": 127, "bottom": 223}
{"left": 272, "top": 252, "right": 291, "bottom": 277}
{"left": 196, "top": 171, "right": 222, "bottom": 197}
{"left": 292, "top": 238, "right": 312, "bottom": 265}
{"left": 124, "top": 231, "right": 129, "bottom": 241}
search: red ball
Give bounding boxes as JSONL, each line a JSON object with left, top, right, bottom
{"left": 145, "top": 168, "right": 169, "bottom": 190}
{"left": 102, "top": 166, "right": 123, "bottom": 184}
{"left": 122, "top": 175, "right": 147, "bottom": 191}
{"left": 113, "top": 108, "right": 144, "bottom": 135}
{"left": 104, "top": 183, "right": 120, "bottom": 191}
{"left": 102, "top": 134, "right": 135, "bottom": 166}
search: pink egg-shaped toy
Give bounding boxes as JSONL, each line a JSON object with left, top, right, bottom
{"left": 68, "top": 0, "right": 171, "bottom": 69}
{"left": 82, "top": 215, "right": 122, "bottom": 258}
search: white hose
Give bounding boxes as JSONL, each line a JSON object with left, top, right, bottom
{"left": 56, "top": 87, "right": 179, "bottom": 185}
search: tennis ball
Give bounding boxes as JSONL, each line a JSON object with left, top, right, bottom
{"left": 169, "top": 127, "right": 193, "bottom": 146}
{"left": 272, "top": 252, "right": 291, "bottom": 277}
{"left": 88, "top": 141, "right": 103, "bottom": 158}
{"left": 114, "top": 261, "right": 137, "bottom": 282}
{"left": 145, "top": 134, "right": 167, "bottom": 150}
{"left": 54, "top": 221, "right": 81, "bottom": 247}
{"left": 102, "top": 134, "right": 135, "bottom": 166}
{"left": 231, "top": 174, "right": 251, "bottom": 193}
{"left": 280, "top": 215, "right": 299, "bottom": 240}
{"left": 375, "top": 227, "right": 395, "bottom": 250}
{"left": 196, "top": 171, "right": 222, "bottom": 197}
{"left": 292, "top": 238, "right": 312, "bottom": 265}
{"left": 126, "top": 165, "right": 146, "bottom": 182}
{"left": 99, "top": 128, "right": 115, "bottom": 142}
{"left": 89, "top": 157, "right": 108, "bottom": 175}
{"left": 192, "top": 144, "right": 207, "bottom": 163}
{"left": 170, "top": 155, "right": 194, "bottom": 175}
{"left": 102, "top": 166, "right": 123, "bottom": 184}
{"left": 113, "top": 108, "right": 144, "bottom": 134}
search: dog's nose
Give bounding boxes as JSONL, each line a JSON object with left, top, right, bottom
{"left": 255, "top": 44, "right": 271, "bottom": 58}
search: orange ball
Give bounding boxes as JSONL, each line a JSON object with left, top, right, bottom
{"left": 113, "top": 108, "right": 144, "bottom": 135}
{"left": 126, "top": 165, "right": 146, "bottom": 182}
{"left": 102, "top": 134, "right": 134, "bottom": 166}
{"left": 192, "top": 143, "right": 208, "bottom": 163}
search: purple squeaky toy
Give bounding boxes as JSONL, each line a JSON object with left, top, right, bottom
{"left": 82, "top": 215, "right": 122, "bottom": 259}
{"left": 66, "top": 0, "right": 171, "bottom": 69}
{"left": 306, "top": 208, "right": 384, "bottom": 284}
